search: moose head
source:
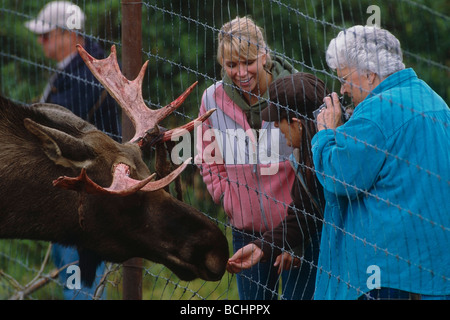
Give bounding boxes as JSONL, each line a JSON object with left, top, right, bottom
{"left": 0, "top": 45, "right": 228, "bottom": 286}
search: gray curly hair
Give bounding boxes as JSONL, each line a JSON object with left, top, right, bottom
{"left": 326, "top": 25, "right": 405, "bottom": 79}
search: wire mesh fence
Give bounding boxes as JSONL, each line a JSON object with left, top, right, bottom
{"left": 0, "top": 0, "right": 448, "bottom": 300}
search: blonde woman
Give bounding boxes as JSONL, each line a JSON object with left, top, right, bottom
{"left": 196, "top": 16, "right": 315, "bottom": 299}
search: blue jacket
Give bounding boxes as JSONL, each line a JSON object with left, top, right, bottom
{"left": 46, "top": 39, "right": 121, "bottom": 140}
{"left": 311, "top": 68, "right": 450, "bottom": 299}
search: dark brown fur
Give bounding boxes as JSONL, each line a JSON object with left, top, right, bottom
{"left": 0, "top": 95, "right": 228, "bottom": 285}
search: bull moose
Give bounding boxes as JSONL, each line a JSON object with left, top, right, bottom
{"left": 0, "top": 45, "right": 228, "bottom": 286}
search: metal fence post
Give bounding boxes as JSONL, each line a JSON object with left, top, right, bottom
{"left": 121, "top": 0, "right": 143, "bottom": 300}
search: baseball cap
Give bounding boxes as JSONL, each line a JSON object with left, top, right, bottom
{"left": 25, "top": 1, "right": 85, "bottom": 34}
{"left": 261, "top": 72, "right": 329, "bottom": 122}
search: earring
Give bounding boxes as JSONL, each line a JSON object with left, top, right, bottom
{"left": 367, "top": 72, "right": 376, "bottom": 85}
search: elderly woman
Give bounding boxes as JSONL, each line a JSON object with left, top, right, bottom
{"left": 313, "top": 25, "right": 450, "bottom": 299}
{"left": 196, "top": 16, "right": 308, "bottom": 299}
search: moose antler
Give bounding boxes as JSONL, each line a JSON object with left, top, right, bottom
{"left": 76, "top": 44, "right": 215, "bottom": 146}
{"left": 54, "top": 45, "right": 214, "bottom": 197}
{"left": 53, "top": 158, "right": 192, "bottom": 196}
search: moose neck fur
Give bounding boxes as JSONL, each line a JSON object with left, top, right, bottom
{"left": 0, "top": 97, "right": 84, "bottom": 240}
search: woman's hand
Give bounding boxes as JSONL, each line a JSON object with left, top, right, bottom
{"left": 317, "top": 92, "right": 343, "bottom": 131}
{"left": 274, "top": 252, "right": 301, "bottom": 274}
{"left": 226, "top": 244, "right": 264, "bottom": 273}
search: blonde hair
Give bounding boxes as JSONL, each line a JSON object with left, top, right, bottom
{"left": 217, "top": 16, "right": 272, "bottom": 70}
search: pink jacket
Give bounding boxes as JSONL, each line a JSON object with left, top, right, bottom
{"left": 195, "top": 82, "right": 295, "bottom": 233}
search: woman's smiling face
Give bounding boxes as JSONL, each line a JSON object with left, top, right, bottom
{"left": 222, "top": 53, "right": 268, "bottom": 96}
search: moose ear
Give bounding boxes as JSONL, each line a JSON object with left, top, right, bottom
{"left": 24, "top": 118, "right": 95, "bottom": 169}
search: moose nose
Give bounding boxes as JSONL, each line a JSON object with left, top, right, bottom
{"left": 203, "top": 248, "right": 228, "bottom": 280}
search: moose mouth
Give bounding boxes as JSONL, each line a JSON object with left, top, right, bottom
{"left": 163, "top": 250, "right": 226, "bottom": 282}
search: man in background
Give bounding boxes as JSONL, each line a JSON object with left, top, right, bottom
{"left": 26, "top": 0, "right": 120, "bottom": 140}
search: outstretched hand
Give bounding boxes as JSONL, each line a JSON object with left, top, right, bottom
{"left": 226, "top": 244, "right": 302, "bottom": 275}
{"left": 226, "top": 244, "right": 264, "bottom": 273}
{"left": 273, "top": 251, "right": 301, "bottom": 274}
